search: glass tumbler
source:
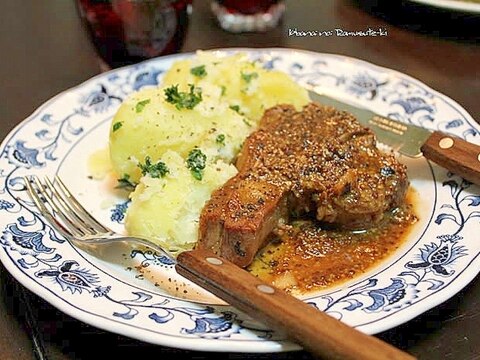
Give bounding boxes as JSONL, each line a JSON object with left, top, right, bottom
{"left": 76, "top": 0, "right": 191, "bottom": 68}
{"left": 211, "top": 0, "right": 285, "bottom": 33}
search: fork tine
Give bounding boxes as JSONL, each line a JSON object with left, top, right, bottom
{"left": 53, "top": 176, "right": 111, "bottom": 234}
{"left": 43, "top": 177, "right": 98, "bottom": 236}
{"left": 31, "top": 176, "right": 88, "bottom": 238}
{"left": 24, "top": 176, "right": 75, "bottom": 240}
{"left": 25, "top": 176, "right": 174, "bottom": 261}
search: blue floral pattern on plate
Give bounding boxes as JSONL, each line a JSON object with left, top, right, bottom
{"left": 0, "top": 49, "right": 479, "bottom": 353}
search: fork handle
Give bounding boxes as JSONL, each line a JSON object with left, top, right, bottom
{"left": 176, "top": 249, "right": 415, "bottom": 360}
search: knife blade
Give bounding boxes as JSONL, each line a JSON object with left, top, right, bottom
{"left": 308, "top": 89, "right": 480, "bottom": 186}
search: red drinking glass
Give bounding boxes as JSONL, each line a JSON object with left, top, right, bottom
{"left": 76, "top": 0, "right": 191, "bottom": 68}
{"left": 211, "top": 0, "right": 285, "bottom": 33}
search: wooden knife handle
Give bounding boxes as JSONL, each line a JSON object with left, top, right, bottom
{"left": 421, "top": 131, "right": 480, "bottom": 185}
{"left": 176, "top": 249, "right": 415, "bottom": 360}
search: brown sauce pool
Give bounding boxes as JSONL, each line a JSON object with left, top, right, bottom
{"left": 248, "top": 188, "right": 418, "bottom": 295}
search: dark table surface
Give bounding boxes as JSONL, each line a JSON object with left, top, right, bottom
{"left": 0, "top": 1, "right": 479, "bottom": 359}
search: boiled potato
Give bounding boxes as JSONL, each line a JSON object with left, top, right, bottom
{"left": 125, "top": 150, "right": 237, "bottom": 250}
{"left": 162, "top": 51, "right": 309, "bottom": 122}
{"left": 110, "top": 52, "right": 309, "bottom": 182}
{"left": 109, "top": 51, "right": 310, "bottom": 250}
{"left": 109, "top": 86, "right": 250, "bottom": 182}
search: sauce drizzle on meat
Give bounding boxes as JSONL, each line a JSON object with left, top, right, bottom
{"left": 198, "top": 103, "right": 410, "bottom": 268}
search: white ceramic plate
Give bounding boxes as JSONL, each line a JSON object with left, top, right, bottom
{"left": 408, "top": 0, "right": 480, "bottom": 13}
{"left": 1, "top": 48, "right": 479, "bottom": 353}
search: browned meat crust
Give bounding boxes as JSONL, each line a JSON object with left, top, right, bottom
{"left": 198, "top": 103, "right": 409, "bottom": 267}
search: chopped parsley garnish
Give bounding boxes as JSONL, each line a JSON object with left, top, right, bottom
{"left": 186, "top": 148, "right": 207, "bottom": 180}
{"left": 241, "top": 71, "right": 258, "bottom": 83}
{"left": 116, "top": 174, "right": 136, "bottom": 191}
{"left": 135, "top": 99, "right": 151, "bottom": 113}
{"left": 229, "top": 105, "right": 241, "bottom": 113}
{"left": 220, "top": 85, "right": 226, "bottom": 96}
{"left": 190, "top": 65, "right": 207, "bottom": 78}
{"left": 112, "top": 121, "right": 123, "bottom": 132}
{"left": 164, "top": 84, "right": 202, "bottom": 110}
{"left": 216, "top": 134, "right": 226, "bottom": 146}
{"left": 138, "top": 156, "right": 169, "bottom": 178}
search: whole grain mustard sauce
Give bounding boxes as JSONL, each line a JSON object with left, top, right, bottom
{"left": 248, "top": 188, "right": 418, "bottom": 295}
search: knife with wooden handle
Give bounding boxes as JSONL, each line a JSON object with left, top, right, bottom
{"left": 176, "top": 249, "right": 415, "bottom": 360}
{"left": 308, "top": 90, "right": 480, "bottom": 186}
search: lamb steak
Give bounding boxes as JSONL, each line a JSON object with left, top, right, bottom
{"left": 198, "top": 103, "right": 408, "bottom": 267}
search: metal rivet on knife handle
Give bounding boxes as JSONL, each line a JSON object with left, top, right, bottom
{"left": 438, "top": 137, "right": 454, "bottom": 149}
{"left": 206, "top": 257, "right": 223, "bottom": 265}
{"left": 257, "top": 284, "right": 275, "bottom": 294}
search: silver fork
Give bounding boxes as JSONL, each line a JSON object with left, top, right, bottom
{"left": 24, "top": 175, "right": 173, "bottom": 259}
{"left": 24, "top": 175, "right": 414, "bottom": 360}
